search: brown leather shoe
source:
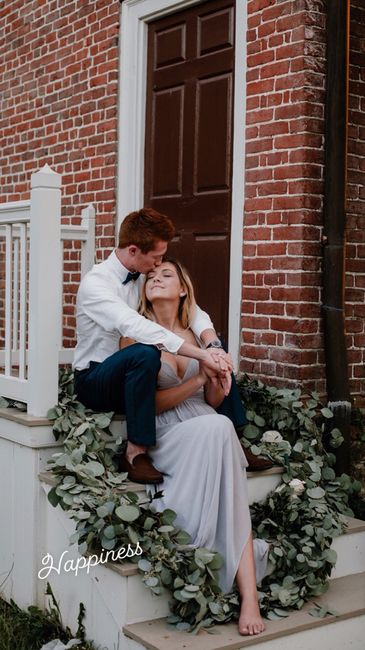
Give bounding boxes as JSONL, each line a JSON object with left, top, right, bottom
{"left": 118, "top": 452, "right": 163, "bottom": 484}
{"left": 244, "top": 446, "right": 274, "bottom": 471}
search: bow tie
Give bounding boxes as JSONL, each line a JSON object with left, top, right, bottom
{"left": 123, "top": 271, "right": 141, "bottom": 285}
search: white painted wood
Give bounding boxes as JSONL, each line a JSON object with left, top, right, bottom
{"left": 5, "top": 224, "right": 12, "bottom": 374}
{"left": 0, "top": 436, "right": 42, "bottom": 607}
{"left": 247, "top": 470, "right": 282, "bottom": 505}
{"left": 0, "top": 415, "right": 60, "bottom": 448}
{"left": 229, "top": 0, "right": 247, "bottom": 368}
{"left": 331, "top": 529, "right": 365, "bottom": 579}
{"left": 12, "top": 237, "right": 19, "bottom": 357}
{"left": 0, "top": 375, "right": 28, "bottom": 402}
{"left": 0, "top": 192, "right": 95, "bottom": 405}
{"left": 126, "top": 575, "right": 170, "bottom": 624}
{"left": 27, "top": 164, "right": 62, "bottom": 416}
{"left": 0, "top": 200, "right": 30, "bottom": 223}
{"left": 0, "top": 433, "right": 16, "bottom": 604}
{"left": 118, "top": 0, "right": 247, "bottom": 368}
{"left": 80, "top": 203, "right": 96, "bottom": 277}
{"left": 19, "top": 222, "right": 27, "bottom": 379}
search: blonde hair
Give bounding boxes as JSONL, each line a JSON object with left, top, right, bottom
{"left": 139, "top": 258, "right": 196, "bottom": 329}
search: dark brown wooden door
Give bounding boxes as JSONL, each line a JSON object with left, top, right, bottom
{"left": 144, "top": 0, "right": 235, "bottom": 342}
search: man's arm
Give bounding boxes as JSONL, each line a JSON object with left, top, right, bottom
{"left": 79, "top": 274, "right": 226, "bottom": 376}
{"left": 190, "top": 305, "right": 217, "bottom": 345}
{"left": 79, "top": 273, "right": 184, "bottom": 354}
{"left": 190, "top": 304, "right": 232, "bottom": 379}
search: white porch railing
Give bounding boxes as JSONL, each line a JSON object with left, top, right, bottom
{"left": 0, "top": 164, "right": 95, "bottom": 416}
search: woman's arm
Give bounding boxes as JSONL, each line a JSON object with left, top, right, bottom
{"left": 203, "top": 375, "right": 226, "bottom": 408}
{"left": 156, "top": 373, "right": 206, "bottom": 414}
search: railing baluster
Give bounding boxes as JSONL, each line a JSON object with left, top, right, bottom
{"left": 12, "top": 236, "right": 19, "bottom": 361}
{"left": 19, "top": 223, "right": 27, "bottom": 380}
{"left": 5, "top": 224, "right": 12, "bottom": 376}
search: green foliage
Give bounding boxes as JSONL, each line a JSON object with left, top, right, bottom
{"left": 0, "top": 583, "right": 96, "bottom": 650}
{"left": 43, "top": 369, "right": 360, "bottom": 632}
{"left": 46, "top": 370, "right": 237, "bottom": 633}
{"left": 237, "top": 375, "right": 361, "bottom": 615}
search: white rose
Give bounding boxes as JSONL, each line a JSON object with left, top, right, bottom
{"left": 262, "top": 430, "right": 283, "bottom": 443}
{"left": 289, "top": 478, "right": 305, "bottom": 497}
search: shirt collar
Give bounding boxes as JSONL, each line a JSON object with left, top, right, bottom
{"left": 107, "top": 249, "right": 144, "bottom": 285}
{"left": 106, "top": 249, "right": 132, "bottom": 283}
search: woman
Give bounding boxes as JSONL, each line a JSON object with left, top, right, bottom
{"left": 138, "top": 259, "right": 269, "bottom": 636}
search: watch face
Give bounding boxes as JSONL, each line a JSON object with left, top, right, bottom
{"left": 209, "top": 340, "right": 223, "bottom": 349}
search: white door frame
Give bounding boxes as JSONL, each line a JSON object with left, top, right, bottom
{"left": 117, "top": 0, "right": 247, "bottom": 368}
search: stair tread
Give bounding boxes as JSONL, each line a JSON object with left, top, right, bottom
{"left": 122, "top": 572, "right": 365, "bottom": 650}
{"left": 38, "top": 469, "right": 146, "bottom": 491}
{"left": 104, "top": 514, "right": 365, "bottom": 578}
{"left": 39, "top": 469, "right": 365, "bottom": 578}
{"left": 0, "top": 407, "right": 125, "bottom": 427}
{"left": 38, "top": 466, "right": 283, "bottom": 489}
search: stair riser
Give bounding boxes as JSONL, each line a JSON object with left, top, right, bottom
{"left": 331, "top": 531, "right": 365, "bottom": 579}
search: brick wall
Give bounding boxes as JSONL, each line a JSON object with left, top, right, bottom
{"left": 242, "top": 0, "right": 327, "bottom": 393}
{"left": 0, "top": 0, "right": 364, "bottom": 400}
{"left": 241, "top": 0, "right": 364, "bottom": 401}
{"left": 0, "top": 0, "right": 119, "bottom": 347}
{"left": 347, "top": 0, "right": 365, "bottom": 404}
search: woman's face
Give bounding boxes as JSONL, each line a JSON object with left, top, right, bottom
{"left": 145, "top": 262, "right": 185, "bottom": 303}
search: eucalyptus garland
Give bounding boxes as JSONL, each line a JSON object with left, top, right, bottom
{"left": 42, "top": 369, "right": 360, "bottom": 632}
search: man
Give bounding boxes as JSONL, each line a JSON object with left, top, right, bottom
{"left": 73, "top": 208, "right": 233, "bottom": 484}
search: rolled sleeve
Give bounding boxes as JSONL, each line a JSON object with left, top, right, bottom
{"left": 191, "top": 305, "right": 214, "bottom": 338}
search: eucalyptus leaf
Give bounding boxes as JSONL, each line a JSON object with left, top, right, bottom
{"left": 103, "top": 525, "right": 115, "bottom": 540}
{"left": 321, "top": 408, "right": 334, "bottom": 419}
{"left": 138, "top": 559, "right": 152, "bottom": 572}
{"left": 307, "top": 487, "right": 325, "bottom": 499}
{"left": 115, "top": 504, "right": 140, "bottom": 522}
{"left": 83, "top": 461, "right": 105, "bottom": 477}
{"left": 146, "top": 576, "right": 159, "bottom": 587}
{"left": 243, "top": 424, "right": 260, "bottom": 439}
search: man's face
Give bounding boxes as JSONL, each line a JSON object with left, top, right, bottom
{"left": 130, "top": 240, "right": 168, "bottom": 274}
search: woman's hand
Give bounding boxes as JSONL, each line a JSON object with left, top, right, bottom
{"left": 198, "top": 360, "right": 209, "bottom": 385}
{"left": 219, "top": 370, "right": 232, "bottom": 396}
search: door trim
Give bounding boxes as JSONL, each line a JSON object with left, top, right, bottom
{"left": 117, "top": 0, "right": 247, "bottom": 368}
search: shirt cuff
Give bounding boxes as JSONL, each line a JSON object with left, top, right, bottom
{"left": 158, "top": 331, "right": 185, "bottom": 354}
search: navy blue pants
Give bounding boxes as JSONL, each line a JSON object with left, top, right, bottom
{"left": 216, "top": 373, "right": 248, "bottom": 429}
{"left": 74, "top": 344, "right": 161, "bottom": 446}
{"left": 215, "top": 338, "right": 247, "bottom": 429}
{"left": 74, "top": 343, "right": 247, "bottom": 447}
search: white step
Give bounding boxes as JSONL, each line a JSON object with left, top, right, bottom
{"left": 39, "top": 471, "right": 365, "bottom": 628}
{"left": 108, "top": 515, "right": 365, "bottom": 625}
{"left": 123, "top": 572, "right": 365, "bottom": 650}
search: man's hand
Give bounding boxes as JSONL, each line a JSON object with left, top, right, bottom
{"left": 208, "top": 348, "right": 233, "bottom": 373}
{"left": 204, "top": 348, "right": 233, "bottom": 374}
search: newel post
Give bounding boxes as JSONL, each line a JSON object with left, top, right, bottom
{"left": 27, "top": 164, "right": 62, "bottom": 416}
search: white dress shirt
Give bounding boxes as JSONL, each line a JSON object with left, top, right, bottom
{"left": 73, "top": 250, "right": 214, "bottom": 370}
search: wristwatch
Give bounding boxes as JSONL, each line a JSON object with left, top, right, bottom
{"left": 206, "top": 339, "right": 223, "bottom": 350}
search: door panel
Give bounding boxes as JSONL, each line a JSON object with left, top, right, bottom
{"left": 145, "top": 0, "right": 235, "bottom": 341}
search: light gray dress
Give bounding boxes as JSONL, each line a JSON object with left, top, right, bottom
{"left": 146, "top": 359, "right": 269, "bottom": 594}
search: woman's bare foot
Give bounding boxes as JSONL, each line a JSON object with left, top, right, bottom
{"left": 238, "top": 598, "right": 265, "bottom": 636}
